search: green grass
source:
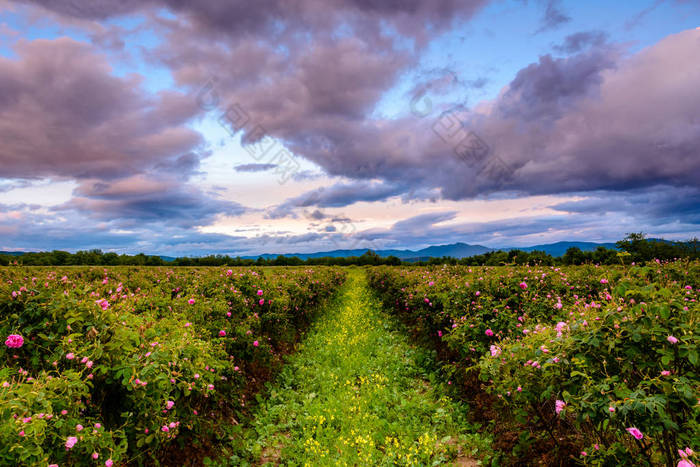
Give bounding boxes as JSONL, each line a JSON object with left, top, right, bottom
{"left": 220, "top": 269, "right": 492, "bottom": 466}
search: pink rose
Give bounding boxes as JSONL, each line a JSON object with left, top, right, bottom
{"left": 667, "top": 335, "right": 679, "bottom": 344}
{"left": 626, "top": 427, "right": 643, "bottom": 440}
{"left": 4, "top": 334, "right": 23, "bottom": 349}
{"left": 555, "top": 400, "right": 566, "bottom": 414}
{"left": 65, "top": 436, "right": 78, "bottom": 449}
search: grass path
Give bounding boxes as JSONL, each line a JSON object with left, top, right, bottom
{"left": 225, "top": 269, "right": 490, "bottom": 466}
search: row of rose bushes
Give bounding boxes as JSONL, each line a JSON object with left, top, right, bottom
{"left": 0, "top": 266, "right": 345, "bottom": 466}
{"left": 367, "top": 261, "right": 699, "bottom": 466}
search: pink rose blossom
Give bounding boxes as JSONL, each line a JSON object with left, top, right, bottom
{"left": 166, "top": 400, "right": 175, "bottom": 410}
{"left": 105, "top": 459, "right": 113, "bottom": 467}
{"left": 65, "top": 436, "right": 78, "bottom": 449}
{"left": 188, "top": 298, "right": 195, "bottom": 305}
{"left": 626, "top": 427, "right": 643, "bottom": 440}
{"left": 219, "top": 330, "right": 226, "bottom": 337}
{"left": 66, "top": 353, "right": 75, "bottom": 360}
{"left": 4, "top": 334, "right": 23, "bottom": 349}
{"left": 485, "top": 329, "right": 494, "bottom": 337}
{"left": 667, "top": 335, "right": 679, "bottom": 344}
{"left": 257, "top": 289, "right": 263, "bottom": 296}
{"left": 253, "top": 340, "right": 259, "bottom": 347}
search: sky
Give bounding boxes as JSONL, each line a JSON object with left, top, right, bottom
{"left": 0, "top": 0, "right": 699, "bottom": 256}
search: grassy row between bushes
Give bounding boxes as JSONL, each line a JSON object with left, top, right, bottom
{"left": 366, "top": 261, "right": 699, "bottom": 466}
{"left": 220, "top": 268, "right": 492, "bottom": 466}
{"left": 0, "top": 266, "right": 345, "bottom": 466}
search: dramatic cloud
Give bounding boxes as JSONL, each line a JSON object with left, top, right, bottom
{"left": 283, "top": 28, "right": 699, "bottom": 205}
{"left": 61, "top": 176, "right": 246, "bottom": 227}
{"left": 2, "top": 1, "right": 698, "bottom": 255}
{"left": 0, "top": 37, "right": 203, "bottom": 181}
{"left": 467, "top": 29, "right": 700, "bottom": 196}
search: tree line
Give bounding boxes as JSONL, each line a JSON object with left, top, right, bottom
{"left": 1, "top": 234, "right": 697, "bottom": 267}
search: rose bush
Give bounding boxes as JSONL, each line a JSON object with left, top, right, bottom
{"left": 0, "top": 266, "right": 345, "bottom": 465}
{"left": 368, "top": 261, "right": 699, "bottom": 465}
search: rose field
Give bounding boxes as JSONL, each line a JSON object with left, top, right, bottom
{"left": 1, "top": 263, "right": 698, "bottom": 466}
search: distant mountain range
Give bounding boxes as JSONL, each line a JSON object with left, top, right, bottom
{"left": 239, "top": 241, "right": 619, "bottom": 261}
{"left": 0, "top": 241, "right": 620, "bottom": 262}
